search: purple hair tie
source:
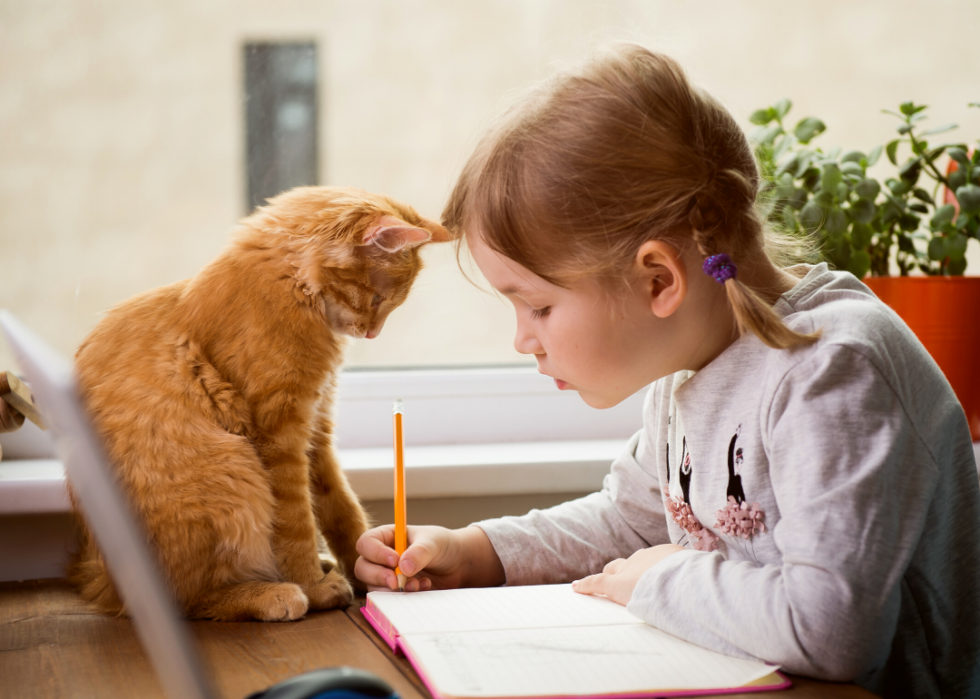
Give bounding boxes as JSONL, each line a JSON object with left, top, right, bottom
{"left": 703, "top": 253, "right": 737, "bottom": 283}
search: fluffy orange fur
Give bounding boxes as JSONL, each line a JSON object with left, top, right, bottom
{"left": 71, "top": 186, "right": 449, "bottom": 621}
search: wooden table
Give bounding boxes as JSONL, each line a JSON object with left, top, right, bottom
{"left": 0, "top": 579, "right": 878, "bottom": 698}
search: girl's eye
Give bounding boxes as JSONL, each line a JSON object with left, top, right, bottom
{"left": 530, "top": 306, "right": 551, "bottom": 319}
{"left": 371, "top": 293, "right": 383, "bottom": 308}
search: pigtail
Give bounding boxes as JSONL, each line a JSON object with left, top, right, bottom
{"left": 724, "top": 279, "right": 819, "bottom": 350}
{"left": 689, "top": 173, "right": 819, "bottom": 350}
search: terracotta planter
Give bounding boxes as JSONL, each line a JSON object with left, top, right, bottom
{"left": 864, "top": 276, "right": 980, "bottom": 440}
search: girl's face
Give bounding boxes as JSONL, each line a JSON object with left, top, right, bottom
{"left": 469, "top": 234, "right": 679, "bottom": 409}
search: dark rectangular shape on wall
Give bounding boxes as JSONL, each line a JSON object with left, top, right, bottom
{"left": 244, "top": 42, "right": 318, "bottom": 211}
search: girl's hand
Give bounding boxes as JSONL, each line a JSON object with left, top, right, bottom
{"left": 354, "top": 524, "right": 505, "bottom": 592}
{"left": 572, "top": 544, "right": 685, "bottom": 606}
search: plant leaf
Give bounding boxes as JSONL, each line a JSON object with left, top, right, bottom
{"left": 774, "top": 99, "right": 792, "bottom": 119}
{"left": 930, "top": 203, "right": 957, "bottom": 228}
{"left": 900, "top": 213, "right": 921, "bottom": 231}
{"left": 772, "top": 134, "right": 795, "bottom": 162}
{"left": 948, "top": 147, "right": 970, "bottom": 165}
{"left": 750, "top": 124, "right": 783, "bottom": 146}
{"left": 912, "top": 187, "right": 934, "bottom": 205}
{"left": 920, "top": 123, "right": 957, "bottom": 137}
{"left": 800, "top": 202, "right": 824, "bottom": 231}
{"left": 775, "top": 154, "right": 799, "bottom": 178}
{"left": 750, "top": 108, "right": 774, "bottom": 126}
{"left": 781, "top": 205, "right": 797, "bottom": 231}
{"left": 825, "top": 208, "right": 848, "bottom": 236}
{"left": 851, "top": 222, "right": 874, "bottom": 249}
{"left": 855, "top": 178, "right": 881, "bottom": 200}
{"left": 946, "top": 232, "right": 969, "bottom": 260}
{"left": 867, "top": 145, "right": 883, "bottom": 167}
{"left": 847, "top": 250, "right": 871, "bottom": 279}
{"left": 821, "top": 163, "right": 843, "bottom": 195}
{"left": 794, "top": 117, "right": 826, "bottom": 144}
{"left": 956, "top": 184, "right": 980, "bottom": 214}
{"left": 886, "top": 140, "right": 900, "bottom": 166}
{"left": 899, "top": 157, "right": 922, "bottom": 183}
{"left": 849, "top": 198, "right": 876, "bottom": 224}
{"left": 887, "top": 178, "right": 911, "bottom": 196}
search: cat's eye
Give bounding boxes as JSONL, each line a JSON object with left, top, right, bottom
{"left": 530, "top": 306, "right": 551, "bottom": 319}
{"left": 371, "top": 293, "right": 384, "bottom": 309}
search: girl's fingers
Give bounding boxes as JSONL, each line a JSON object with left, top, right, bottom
{"left": 603, "top": 558, "right": 625, "bottom": 575}
{"left": 354, "top": 555, "right": 399, "bottom": 590}
{"left": 399, "top": 536, "right": 438, "bottom": 577}
{"left": 356, "top": 525, "right": 400, "bottom": 567}
{"left": 366, "top": 524, "right": 398, "bottom": 548}
{"left": 572, "top": 574, "right": 605, "bottom": 596}
{"left": 400, "top": 575, "right": 434, "bottom": 593}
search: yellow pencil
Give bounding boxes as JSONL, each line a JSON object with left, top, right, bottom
{"left": 393, "top": 398, "right": 407, "bottom": 591}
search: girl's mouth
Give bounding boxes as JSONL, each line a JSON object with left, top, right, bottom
{"left": 554, "top": 378, "right": 568, "bottom": 390}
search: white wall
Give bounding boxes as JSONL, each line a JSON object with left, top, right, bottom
{"left": 2, "top": 0, "right": 979, "bottom": 372}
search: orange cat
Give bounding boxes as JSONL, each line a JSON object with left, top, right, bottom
{"left": 71, "top": 186, "right": 449, "bottom": 621}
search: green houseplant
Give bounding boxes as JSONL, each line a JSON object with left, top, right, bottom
{"left": 749, "top": 100, "right": 980, "bottom": 439}
{"left": 751, "top": 99, "right": 980, "bottom": 278}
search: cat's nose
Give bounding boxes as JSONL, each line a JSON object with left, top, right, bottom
{"left": 364, "top": 316, "right": 387, "bottom": 339}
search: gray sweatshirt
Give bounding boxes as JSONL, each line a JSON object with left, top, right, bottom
{"left": 477, "top": 264, "right": 980, "bottom": 699}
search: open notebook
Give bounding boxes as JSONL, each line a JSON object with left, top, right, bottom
{"left": 363, "top": 584, "right": 789, "bottom": 699}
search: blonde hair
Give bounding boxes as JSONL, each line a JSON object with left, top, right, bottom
{"left": 442, "top": 44, "right": 818, "bottom": 350}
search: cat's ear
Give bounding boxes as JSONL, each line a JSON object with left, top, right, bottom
{"left": 420, "top": 218, "right": 452, "bottom": 243}
{"left": 362, "top": 216, "right": 432, "bottom": 253}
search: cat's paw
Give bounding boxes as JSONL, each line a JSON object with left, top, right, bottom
{"left": 252, "top": 583, "right": 309, "bottom": 622}
{"left": 304, "top": 570, "right": 354, "bottom": 610}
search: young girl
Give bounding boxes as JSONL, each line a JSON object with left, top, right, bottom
{"left": 354, "top": 45, "right": 980, "bottom": 698}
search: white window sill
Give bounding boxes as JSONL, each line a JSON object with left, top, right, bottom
{"left": 5, "top": 438, "right": 979, "bottom": 517}
{"left": 0, "top": 439, "right": 622, "bottom": 516}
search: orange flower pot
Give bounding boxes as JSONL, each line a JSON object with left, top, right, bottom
{"left": 864, "top": 276, "right": 980, "bottom": 440}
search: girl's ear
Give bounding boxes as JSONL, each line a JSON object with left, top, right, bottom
{"left": 362, "top": 215, "right": 432, "bottom": 253}
{"left": 634, "top": 240, "right": 688, "bottom": 319}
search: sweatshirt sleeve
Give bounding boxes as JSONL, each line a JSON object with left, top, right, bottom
{"left": 627, "top": 345, "right": 940, "bottom": 681}
{"left": 475, "top": 429, "right": 671, "bottom": 585}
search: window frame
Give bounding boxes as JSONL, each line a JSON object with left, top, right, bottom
{"left": 0, "top": 366, "right": 648, "bottom": 515}
{"left": 333, "top": 365, "right": 646, "bottom": 450}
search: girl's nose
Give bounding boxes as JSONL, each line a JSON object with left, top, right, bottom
{"left": 513, "top": 321, "right": 544, "bottom": 356}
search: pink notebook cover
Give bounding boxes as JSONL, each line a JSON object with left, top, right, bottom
{"left": 360, "top": 600, "right": 791, "bottom": 699}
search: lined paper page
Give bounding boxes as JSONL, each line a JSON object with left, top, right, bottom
{"left": 369, "top": 584, "right": 641, "bottom": 634}
{"left": 403, "top": 624, "right": 777, "bottom": 698}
